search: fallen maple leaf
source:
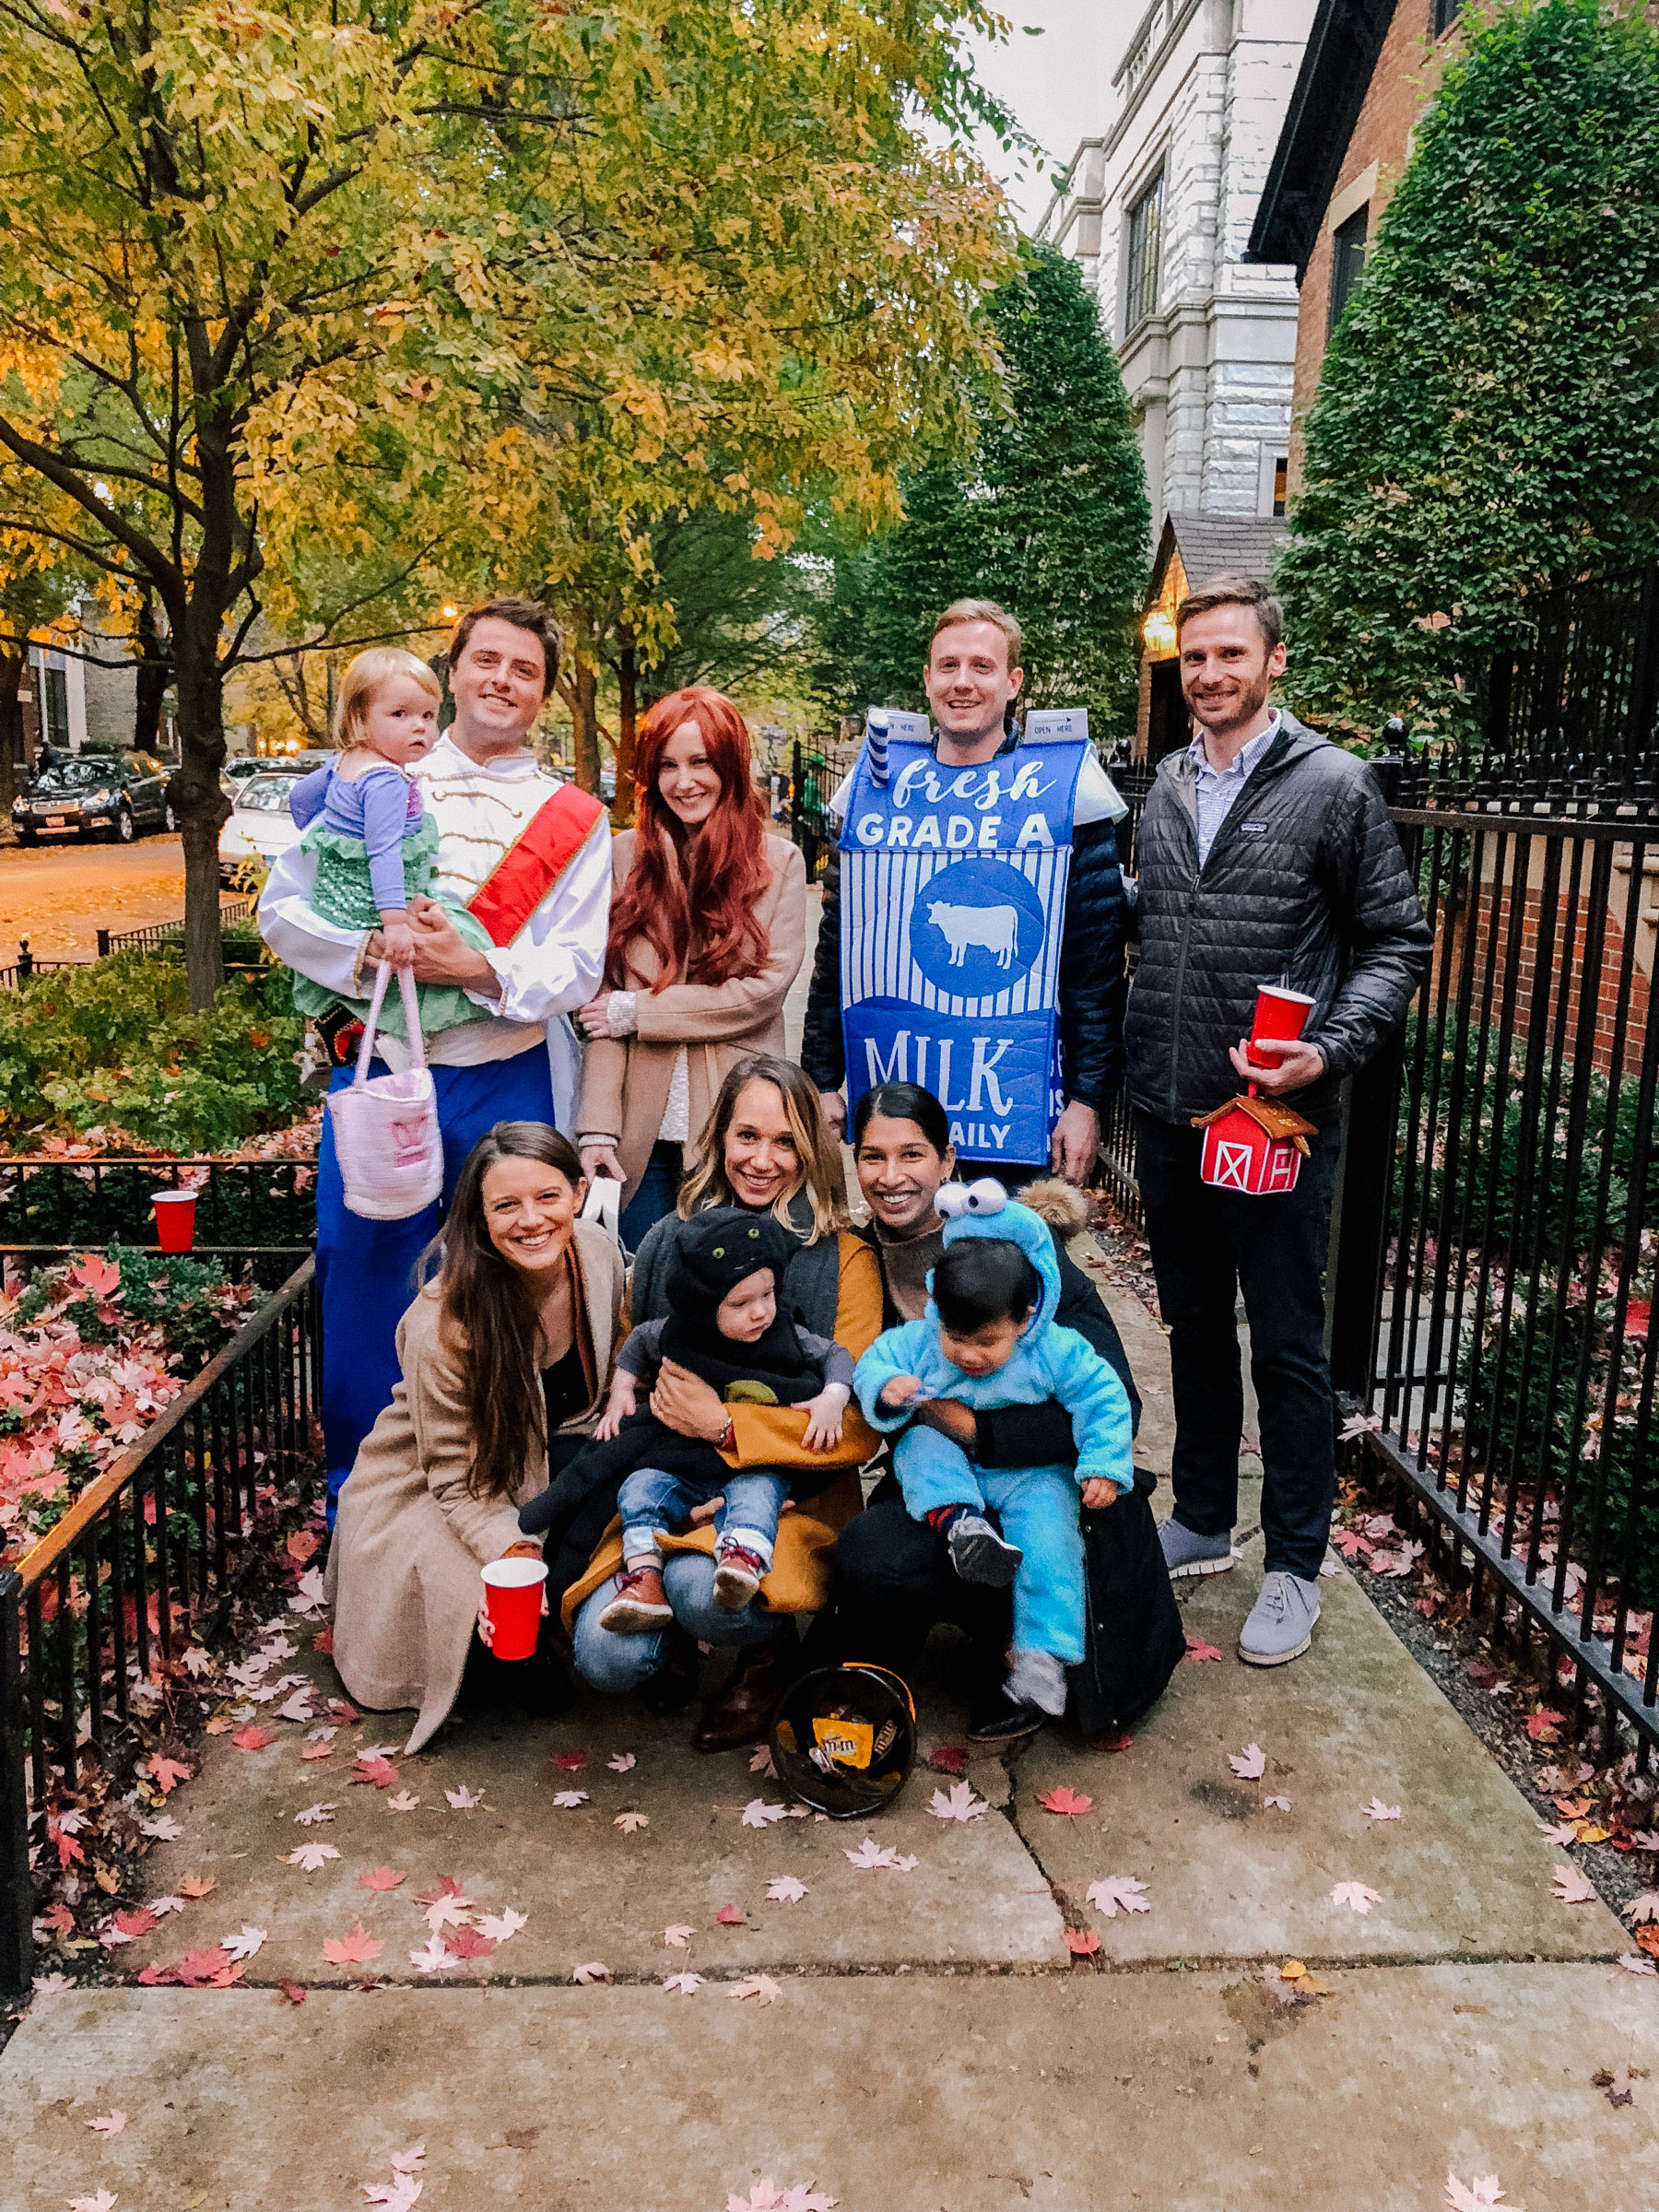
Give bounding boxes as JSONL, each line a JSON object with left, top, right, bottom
{"left": 178, "top": 1875, "right": 216, "bottom": 1900}
{"left": 1086, "top": 1875, "right": 1150, "bottom": 1919}
{"left": 1331, "top": 1882, "right": 1382, "bottom": 1915}
{"left": 147, "top": 1757, "right": 191, "bottom": 1794}
{"left": 766, "top": 1876, "right": 809, "bottom": 1903}
{"left": 726, "top": 1973, "right": 782, "bottom": 2004}
{"left": 1445, "top": 2176, "right": 1511, "bottom": 2211}
{"left": 220, "top": 1926, "right": 266, "bottom": 1963}
{"left": 1036, "top": 1785, "right": 1092, "bottom": 1818}
{"left": 614, "top": 1811, "right": 649, "bottom": 1834}
{"left": 1263, "top": 1795, "right": 1292, "bottom": 1812}
{"left": 385, "top": 1792, "right": 420, "bottom": 1813}
{"left": 443, "top": 1785, "right": 484, "bottom": 1810}
{"left": 138, "top": 1814, "right": 182, "bottom": 1841}
{"left": 1552, "top": 1864, "right": 1596, "bottom": 1905}
{"left": 407, "top": 1936, "right": 461, "bottom": 1976}
{"left": 476, "top": 1908, "right": 527, "bottom": 1945}
{"left": 86, "top": 2111, "right": 127, "bottom": 2136}
{"left": 749, "top": 1746, "right": 779, "bottom": 1777}
{"left": 927, "top": 1781, "right": 987, "bottom": 1824}
{"left": 301, "top": 1742, "right": 335, "bottom": 1762}
{"left": 662, "top": 1971, "right": 703, "bottom": 1994}
{"left": 285, "top": 1842, "right": 340, "bottom": 1872}
{"left": 1526, "top": 1708, "right": 1568, "bottom": 1742}
{"left": 1363, "top": 1798, "right": 1402, "bottom": 1821}
{"left": 1064, "top": 1926, "right": 1100, "bottom": 1956}
{"left": 664, "top": 1924, "right": 694, "bottom": 1947}
{"left": 552, "top": 1790, "right": 589, "bottom": 1808}
{"left": 742, "top": 1799, "right": 788, "bottom": 1829}
{"left": 293, "top": 1803, "right": 336, "bottom": 1826}
{"left": 423, "top": 1895, "right": 472, "bottom": 1936}
{"left": 280, "top": 1981, "right": 308, "bottom": 2005}
{"left": 1183, "top": 1639, "right": 1224, "bottom": 1663}
{"left": 147, "top": 1897, "right": 184, "bottom": 1918}
{"left": 727, "top": 2185, "right": 839, "bottom": 2212}
{"left": 607, "top": 1752, "right": 637, "bottom": 1772}
{"left": 1228, "top": 1744, "right": 1266, "bottom": 1781}
{"left": 927, "top": 1745, "right": 969, "bottom": 1776}
{"left": 1623, "top": 1891, "right": 1659, "bottom": 1924}
{"left": 32, "top": 1971, "right": 73, "bottom": 1994}
{"left": 231, "top": 1724, "right": 272, "bottom": 1753}
{"left": 66, "top": 2192, "right": 119, "bottom": 2212}
{"left": 111, "top": 1907, "right": 156, "bottom": 1941}
{"left": 1618, "top": 1953, "right": 1658, "bottom": 1975}
{"left": 174, "top": 1946, "right": 244, "bottom": 1987}
{"left": 323, "top": 1923, "right": 384, "bottom": 1966}
{"left": 359, "top": 1866, "right": 407, "bottom": 1892}
{"left": 716, "top": 1905, "right": 747, "bottom": 1924}
{"left": 352, "top": 1758, "right": 400, "bottom": 1789}
{"left": 571, "top": 1960, "right": 611, "bottom": 1984}
{"left": 553, "top": 1750, "right": 586, "bottom": 1771}
{"left": 844, "top": 1838, "right": 918, "bottom": 1870}
{"left": 1535, "top": 1819, "right": 1579, "bottom": 1847}
{"left": 448, "top": 1925, "right": 497, "bottom": 1962}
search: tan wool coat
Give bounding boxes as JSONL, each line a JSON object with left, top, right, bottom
{"left": 576, "top": 828, "right": 807, "bottom": 1205}
{"left": 324, "top": 1218, "right": 625, "bottom": 1753}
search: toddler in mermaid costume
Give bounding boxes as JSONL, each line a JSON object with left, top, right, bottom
{"left": 286, "top": 647, "right": 495, "bottom": 1042}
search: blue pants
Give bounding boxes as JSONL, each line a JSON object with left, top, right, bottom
{"left": 618, "top": 1141, "right": 682, "bottom": 1253}
{"left": 893, "top": 1425, "right": 1086, "bottom": 1666}
{"left": 572, "top": 1552, "right": 781, "bottom": 1693}
{"left": 317, "top": 1045, "right": 558, "bottom": 1522}
{"left": 618, "top": 1465, "right": 786, "bottom": 1569}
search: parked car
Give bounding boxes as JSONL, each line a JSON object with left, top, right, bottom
{"left": 218, "top": 770, "right": 312, "bottom": 886}
{"left": 220, "top": 750, "right": 328, "bottom": 797}
{"left": 12, "top": 751, "right": 175, "bottom": 843}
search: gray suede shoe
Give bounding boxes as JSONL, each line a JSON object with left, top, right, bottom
{"left": 1238, "top": 1571, "right": 1321, "bottom": 1665}
{"left": 1158, "top": 1517, "right": 1235, "bottom": 1579}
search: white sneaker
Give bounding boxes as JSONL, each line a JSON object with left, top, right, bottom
{"left": 1238, "top": 1571, "right": 1321, "bottom": 1666}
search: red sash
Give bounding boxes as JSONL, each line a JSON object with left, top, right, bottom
{"left": 466, "top": 782, "right": 606, "bottom": 947}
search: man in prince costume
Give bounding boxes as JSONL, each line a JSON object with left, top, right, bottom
{"left": 259, "top": 599, "right": 610, "bottom": 1518}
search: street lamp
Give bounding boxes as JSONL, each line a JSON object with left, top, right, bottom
{"left": 1142, "top": 609, "right": 1178, "bottom": 657}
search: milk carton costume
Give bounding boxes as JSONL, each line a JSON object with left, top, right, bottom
{"left": 802, "top": 710, "right": 1130, "bottom": 1171}
{"left": 853, "top": 1180, "right": 1135, "bottom": 1704}
{"left": 260, "top": 734, "right": 610, "bottom": 1512}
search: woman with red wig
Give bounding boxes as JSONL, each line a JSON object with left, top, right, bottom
{"left": 575, "top": 688, "right": 807, "bottom": 1247}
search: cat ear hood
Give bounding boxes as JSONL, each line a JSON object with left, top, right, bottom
{"left": 932, "top": 1177, "right": 1060, "bottom": 1332}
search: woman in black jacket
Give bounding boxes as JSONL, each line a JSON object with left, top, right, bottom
{"left": 821, "top": 1081, "right": 1184, "bottom": 1745}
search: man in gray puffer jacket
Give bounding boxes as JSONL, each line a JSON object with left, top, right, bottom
{"left": 1126, "top": 575, "right": 1430, "bottom": 1665}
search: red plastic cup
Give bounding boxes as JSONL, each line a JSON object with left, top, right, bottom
{"left": 151, "top": 1190, "right": 197, "bottom": 1253}
{"left": 480, "top": 1558, "right": 547, "bottom": 1661}
{"left": 1246, "top": 984, "right": 1318, "bottom": 1069}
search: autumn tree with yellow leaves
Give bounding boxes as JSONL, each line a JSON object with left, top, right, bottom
{"left": 0, "top": 0, "right": 1012, "bottom": 1006}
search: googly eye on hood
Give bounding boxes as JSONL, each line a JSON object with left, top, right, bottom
{"left": 928, "top": 1177, "right": 1061, "bottom": 1334}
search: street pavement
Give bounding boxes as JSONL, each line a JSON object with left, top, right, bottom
{"left": 0, "top": 835, "right": 238, "bottom": 962}
{"left": 3, "top": 1276, "right": 1653, "bottom": 2211}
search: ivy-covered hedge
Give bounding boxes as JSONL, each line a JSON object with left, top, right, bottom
{"left": 1277, "top": 0, "right": 1659, "bottom": 744}
{"left": 0, "top": 938, "right": 309, "bottom": 1157}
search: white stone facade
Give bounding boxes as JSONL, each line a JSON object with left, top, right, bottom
{"left": 1036, "top": 0, "right": 1313, "bottom": 536}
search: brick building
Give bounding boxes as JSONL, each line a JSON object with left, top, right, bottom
{"left": 1246, "top": 0, "right": 1465, "bottom": 487}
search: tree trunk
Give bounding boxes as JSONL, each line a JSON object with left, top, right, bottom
{"left": 0, "top": 649, "right": 21, "bottom": 838}
{"left": 614, "top": 634, "right": 638, "bottom": 823}
{"left": 133, "top": 591, "right": 172, "bottom": 754}
{"left": 170, "top": 621, "right": 230, "bottom": 1011}
{"left": 569, "top": 657, "right": 602, "bottom": 796}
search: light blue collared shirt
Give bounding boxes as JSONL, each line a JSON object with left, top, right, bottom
{"left": 1189, "top": 715, "right": 1280, "bottom": 868}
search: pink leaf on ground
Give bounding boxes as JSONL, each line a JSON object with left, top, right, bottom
{"left": 86, "top": 2112, "right": 127, "bottom": 2136}
{"left": 607, "top": 1752, "right": 637, "bottom": 1773}
{"left": 443, "top": 1785, "right": 483, "bottom": 1810}
{"left": 1445, "top": 2176, "right": 1510, "bottom": 2211}
{"left": 843, "top": 1838, "right": 918, "bottom": 1871}
{"left": 571, "top": 1960, "right": 610, "bottom": 1984}
{"left": 1363, "top": 1798, "right": 1402, "bottom": 1822}
{"left": 742, "top": 1800, "right": 788, "bottom": 1829}
{"left": 66, "top": 2192, "right": 120, "bottom": 2212}
{"left": 359, "top": 1867, "right": 407, "bottom": 1892}
{"left": 553, "top": 1750, "right": 586, "bottom": 1771}
{"left": 352, "top": 1758, "right": 400, "bottom": 1789}
{"left": 293, "top": 1803, "right": 336, "bottom": 1826}
{"left": 726, "top": 1974, "right": 782, "bottom": 2004}
{"left": 715, "top": 1905, "right": 747, "bottom": 1925}
{"left": 727, "top": 2184, "right": 838, "bottom": 2212}
{"left": 927, "top": 1745, "right": 969, "bottom": 1776}
{"left": 1535, "top": 1820, "right": 1579, "bottom": 1847}
{"left": 766, "top": 1877, "right": 809, "bottom": 1903}
{"left": 664, "top": 1924, "right": 694, "bottom": 1947}
{"left": 322, "top": 1924, "right": 384, "bottom": 1966}
{"left": 1552, "top": 1865, "right": 1596, "bottom": 1905}
{"left": 448, "top": 1926, "right": 497, "bottom": 1962}
{"left": 1263, "top": 1795, "right": 1291, "bottom": 1812}
{"left": 662, "top": 1971, "right": 703, "bottom": 1994}
{"left": 1228, "top": 1744, "right": 1266, "bottom": 1781}
{"left": 1183, "top": 1639, "right": 1224, "bottom": 1663}
{"left": 552, "top": 1791, "right": 588, "bottom": 1809}
{"left": 1331, "top": 1882, "right": 1382, "bottom": 1915}
{"left": 285, "top": 1842, "right": 339, "bottom": 1872}
{"left": 385, "top": 1792, "right": 420, "bottom": 1812}
{"left": 231, "top": 1725, "right": 272, "bottom": 1752}
{"left": 614, "top": 1811, "right": 648, "bottom": 1834}
{"left": 1036, "top": 1785, "right": 1092, "bottom": 1818}
{"left": 147, "top": 1757, "right": 191, "bottom": 1794}
{"left": 220, "top": 1926, "right": 266, "bottom": 1963}
{"left": 927, "top": 1782, "right": 987, "bottom": 1824}
{"left": 749, "top": 1746, "right": 778, "bottom": 1777}
{"left": 1064, "top": 1925, "right": 1100, "bottom": 1955}
{"left": 476, "top": 1909, "right": 527, "bottom": 1945}
{"left": 1086, "top": 1875, "right": 1150, "bottom": 1919}
{"left": 407, "top": 1937, "right": 460, "bottom": 1977}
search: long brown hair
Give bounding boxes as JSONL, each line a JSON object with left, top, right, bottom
{"left": 429, "top": 1123, "right": 586, "bottom": 1500}
{"left": 605, "top": 688, "right": 771, "bottom": 993}
{"left": 677, "top": 1054, "right": 846, "bottom": 1243}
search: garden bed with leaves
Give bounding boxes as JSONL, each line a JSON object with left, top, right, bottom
{"left": 0, "top": 1249, "right": 260, "bottom": 1569}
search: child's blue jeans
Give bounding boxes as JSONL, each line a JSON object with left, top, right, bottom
{"left": 618, "top": 1465, "right": 787, "bottom": 1570}
{"left": 893, "top": 1426, "right": 1086, "bottom": 1666}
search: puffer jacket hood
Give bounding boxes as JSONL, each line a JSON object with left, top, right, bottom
{"left": 931, "top": 1178, "right": 1062, "bottom": 1335}
{"left": 1124, "top": 710, "right": 1432, "bottom": 1129}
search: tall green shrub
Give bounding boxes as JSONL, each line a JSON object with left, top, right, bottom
{"left": 1277, "top": 0, "right": 1659, "bottom": 743}
{"left": 818, "top": 242, "right": 1150, "bottom": 734}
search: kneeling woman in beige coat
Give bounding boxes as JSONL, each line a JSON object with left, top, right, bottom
{"left": 326, "top": 1124, "right": 624, "bottom": 1753}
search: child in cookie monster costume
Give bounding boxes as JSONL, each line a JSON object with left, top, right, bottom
{"left": 853, "top": 1179, "right": 1135, "bottom": 1723}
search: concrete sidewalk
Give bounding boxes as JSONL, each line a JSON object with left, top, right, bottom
{"left": 5, "top": 1256, "right": 1654, "bottom": 2212}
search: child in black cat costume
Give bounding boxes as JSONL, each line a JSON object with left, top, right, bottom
{"left": 517, "top": 1207, "right": 853, "bottom": 1628}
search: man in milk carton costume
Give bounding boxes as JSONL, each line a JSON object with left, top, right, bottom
{"left": 853, "top": 1179, "right": 1135, "bottom": 1728}
{"left": 260, "top": 599, "right": 610, "bottom": 1516}
{"left": 801, "top": 598, "right": 1129, "bottom": 1184}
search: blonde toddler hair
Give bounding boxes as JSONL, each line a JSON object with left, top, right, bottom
{"left": 332, "top": 647, "right": 443, "bottom": 751}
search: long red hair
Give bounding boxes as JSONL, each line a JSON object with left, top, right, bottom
{"left": 606, "top": 687, "right": 771, "bottom": 992}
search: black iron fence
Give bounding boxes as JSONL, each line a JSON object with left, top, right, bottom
{"left": 788, "top": 739, "right": 855, "bottom": 884}
{"left": 0, "top": 1258, "right": 320, "bottom": 1989}
{"left": 0, "top": 897, "right": 256, "bottom": 992}
{"left": 0, "top": 1157, "right": 315, "bottom": 1260}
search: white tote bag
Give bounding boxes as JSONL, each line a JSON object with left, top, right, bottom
{"left": 325, "top": 962, "right": 443, "bottom": 1221}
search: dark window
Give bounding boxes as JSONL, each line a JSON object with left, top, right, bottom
{"left": 1327, "top": 204, "right": 1369, "bottom": 335}
{"left": 1272, "top": 456, "right": 1288, "bottom": 518}
{"left": 1430, "top": 0, "right": 1460, "bottom": 35}
{"left": 1124, "top": 172, "right": 1164, "bottom": 332}
{"left": 41, "top": 665, "right": 68, "bottom": 747}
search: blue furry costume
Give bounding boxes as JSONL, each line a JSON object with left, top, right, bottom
{"left": 853, "top": 1181, "right": 1135, "bottom": 1686}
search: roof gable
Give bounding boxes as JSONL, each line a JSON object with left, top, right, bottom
{"left": 1246, "top": 0, "right": 1398, "bottom": 276}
